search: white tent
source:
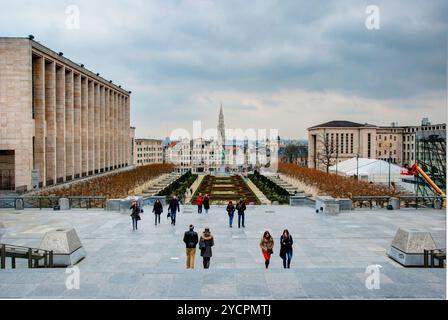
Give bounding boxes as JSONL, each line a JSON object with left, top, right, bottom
{"left": 329, "top": 157, "right": 403, "bottom": 184}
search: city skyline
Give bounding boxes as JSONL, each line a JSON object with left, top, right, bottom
{"left": 0, "top": 0, "right": 446, "bottom": 140}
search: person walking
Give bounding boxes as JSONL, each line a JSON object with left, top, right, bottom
{"left": 169, "top": 195, "right": 180, "bottom": 226}
{"left": 236, "top": 198, "right": 246, "bottom": 228}
{"left": 280, "top": 229, "right": 293, "bottom": 269}
{"left": 130, "top": 199, "right": 141, "bottom": 231}
{"left": 152, "top": 199, "right": 163, "bottom": 226}
{"left": 196, "top": 193, "right": 204, "bottom": 214}
{"left": 199, "top": 227, "right": 214, "bottom": 269}
{"left": 260, "top": 230, "right": 274, "bottom": 269}
{"left": 183, "top": 224, "right": 199, "bottom": 269}
{"left": 226, "top": 201, "right": 235, "bottom": 228}
{"left": 203, "top": 194, "right": 210, "bottom": 214}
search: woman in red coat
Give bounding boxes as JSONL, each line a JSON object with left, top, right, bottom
{"left": 196, "top": 193, "right": 204, "bottom": 214}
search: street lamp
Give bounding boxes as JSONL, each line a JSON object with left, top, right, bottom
{"left": 356, "top": 154, "right": 359, "bottom": 180}
{"left": 388, "top": 152, "right": 392, "bottom": 189}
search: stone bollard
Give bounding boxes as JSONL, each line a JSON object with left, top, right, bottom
{"left": 15, "top": 198, "right": 24, "bottom": 211}
{"left": 58, "top": 198, "right": 70, "bottom": 210}
{"left": 389, "top": 197, "right": 400, "bottom": 210}
{"left": 434, "top": 198, "right": 442, "bottom": 210}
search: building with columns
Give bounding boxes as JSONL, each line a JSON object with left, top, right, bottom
{"left": 0, "top": 37, "right": 132, "bottom": 191}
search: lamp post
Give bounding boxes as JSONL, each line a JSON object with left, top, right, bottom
{"left": 356, "top": 154, "right": 359, "bottom": 180}
{"left": 388, "top": 152, "right": 392, "bottom": 189}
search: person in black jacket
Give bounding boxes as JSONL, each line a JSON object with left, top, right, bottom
{"left": 183, "top": 224, "right": 199, "bottom": 269}
{"left": 203, "top": 194, "right": 210, "bottom": 214}
{"left": 279, "top": 229, "right": 293, "bottom": 268}
{"left": 130, "top": 199, "right": 141, "bottom": 231}
{"left": 152, "top": 199, "right": 163, "bottom": 226}
{"left": 226, "top": 201, "right": 235, "bottom": 228}
{"left": 236, "top": 198, "right": 246, "bottom": 228}
{"left": 168, "top": 196, "right": 180, "bottom": 226}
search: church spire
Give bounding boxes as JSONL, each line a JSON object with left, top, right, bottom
{"left": 218, "top": 104, "right": 225, "bottom": 145}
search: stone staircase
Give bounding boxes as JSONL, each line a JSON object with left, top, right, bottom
{"left": 139, "top": 172, "right": 182, "bottom": 197}
{"left": 263, "top": 174, "right": 302, "bottom": 195}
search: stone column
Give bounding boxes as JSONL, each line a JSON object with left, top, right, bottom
{"left": 126, "top": 96, "right": 130, "bottom": 165}
{"left": 73, "top": 73, "right": 81, "bottom": 178}
{"left": 94, "top": 83, "right": 100, "bottom": 173}
{"left": 32, "top": 55, "right": 46, "bottom": 187}
{"left": 55, "top": 65, "right": 66, "bottom": 183}
{"left": 114, "top": 92, "right": 118, "bottom": 169}
{"left": 105, "top": 89, "right": 110, "bottom": 170}
{"left": 119, "top": 94, "right": 124, "bottom": 167}
{"left": 45, "top": 61, "right": 56, "bottom": 185}
{"left": 88, "top": 80, "right": 94, "bottom": 175}
{"left": 81, "top": 77, "right": 88, "bottom": 176}
{"left": 100, "top": 86, "right": 105, "bottom": 172}
{"left": 110, "top": 91, "right": 115, "bottom": 169}
{"left": 65, "top": 70, "right": 74, "bottom": 180}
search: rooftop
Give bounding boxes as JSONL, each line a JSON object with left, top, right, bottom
{"left": 309, "top": 120, "right": 377, "bottom": 129}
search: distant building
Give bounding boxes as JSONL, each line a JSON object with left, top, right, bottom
{"left": 307, "top": 119, "right": 446, "bottom": 171}
{"left": 134, "top": 138, "right": 163, "bottom": 165}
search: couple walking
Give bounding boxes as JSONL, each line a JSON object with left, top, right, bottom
{"left": 260, "top": 229, "right": 294, "bottom": 269}
{"left": 152, "top": 196, "right": 181, "bottom": 226}
{"left": 225, "top": 198, "right": 246, "bottom": 228}
{"left": 195, "top": 193, "right": 210, "bottom": 214}
{"left": 183, "top": 225, "right": 214, "bottom": 269}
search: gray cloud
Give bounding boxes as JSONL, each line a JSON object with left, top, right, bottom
{"left": 0, "top": 0, "right": 446, "bottom": 138}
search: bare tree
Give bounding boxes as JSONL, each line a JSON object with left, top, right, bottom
{"left": 318, "top": 133, "right": 338, "bottom": 173}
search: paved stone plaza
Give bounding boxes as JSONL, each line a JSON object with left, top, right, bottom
{"left": 0, "top": 205, "right": 445, "bottom": 299}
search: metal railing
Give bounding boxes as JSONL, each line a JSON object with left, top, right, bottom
{"left": 0, "top": 196, "right": 106, "bottom": 209}
{"left": 1, "top": 243, "right": 54, "bottom": 269}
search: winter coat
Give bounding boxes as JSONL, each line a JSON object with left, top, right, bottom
{"left": 183, "top": 230, "right": 199, "bottom": 248}
{"left": 199, "top": 233, "right": 214, "bottom": 258}
{"left": 236, "top": 201, "right": 246, "bottom": 215}
{"left": 260, "top": 236, "right": 274, "bottom": 253}
{"left": 203, "top": 197, "right": 210, "bottom": 210}
{"left": 152, "top": 201, "right": 163, "bottom": 215}
{"left": 280, "top": 234, "right": 293, "bottom": 258}
{"left": 130, "top": 203, "right": 140, "bottom": 218}
{"left": 196, "top": 196, "right": 204, "bottom": 206}
{"left": 169, "top": 198, "right": 180, "bottom": 213}
{"left": 226, "top": 204, "right": 235, "bottom": 216}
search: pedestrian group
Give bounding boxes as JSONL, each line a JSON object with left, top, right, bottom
{"left": 130, "top": 194, "right": 294, "bottom": 269}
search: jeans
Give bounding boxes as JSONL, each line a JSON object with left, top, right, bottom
{"left": 282, "top": 250, "right": 293, "bottom": 268}
{"left": 155, "top": 214, "right": 161, "bottom": 225}
{"left": 132, "top": 218, "right": 138, "bottom": 230}
{"left": 203, "top": 257, "right": 211, "bottom": 269}
{"left": 198, "top": 205, "right": 202, "bottom": 213}
{"left": 186, "top": 248, "right": 196, "bottom": 269}
{"left": 238, "top": 213, "right": 245, "bottom": 228}
{"left": 171, "top": 213, "right": 176, "bottom": 225}
{"left": 228, "top": 213, "right": 234, "bottom": 227}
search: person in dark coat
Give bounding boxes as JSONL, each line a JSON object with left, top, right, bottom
{"left": 183, "top": 224, "right": 199, "bottom": 269}
{"left": 152, "top": 199, "right": 163, "bottom": 226}
{"left": 196, "top": 193, "right": 204, "bottom": 214}
{"left": 279, "top": 229, "right": 293, "bottom": 268}
{"left": 236, "top": 198, "right": 246, "bottom": 228}
{"left": 130, "top": 199, "right": 141, "bottom": 231}
{"left": 226, "top": 201, "right": 235, "bottom": 228}
{"left": 203, "top": 194, "right": 210, "bottom": 214}
{"left": 199, "top": 227, "right": 214, "bottom": 269}
{"left": 168, "top": 195, "right": 180, "bottom": 226}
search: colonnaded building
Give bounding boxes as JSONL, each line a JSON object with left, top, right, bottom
{"left": 0, "top": 37, "right": 132, "bottom": 192}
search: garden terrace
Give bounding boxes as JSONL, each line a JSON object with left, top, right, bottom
{"left": 35, "top": 164, "right": 174, "bottom": 199}
{"left": 248, "top": 171, "right": 290, "bottom": 204}
{"left": 279, "top": 163, "right": 403, "bottom": 198}
{"left": 192, "top": 175, "right": 260, "bottom": 205}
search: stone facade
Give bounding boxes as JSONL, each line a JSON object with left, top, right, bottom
{"left": 0, "top": 37, "right": 132, "bottom": 191}
{"left": 134, "top": 138, "right": 163, "bottom": 165}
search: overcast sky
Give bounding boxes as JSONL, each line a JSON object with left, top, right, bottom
{"left": 1, "top": 0, "right": 446, "bottom": 139}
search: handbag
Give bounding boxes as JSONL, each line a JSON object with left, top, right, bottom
{"left": 140, "top": 208, "right": 144, "bottom": 213}
{"left": 199, "top": 239, "right": 206, "bottom": 250}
